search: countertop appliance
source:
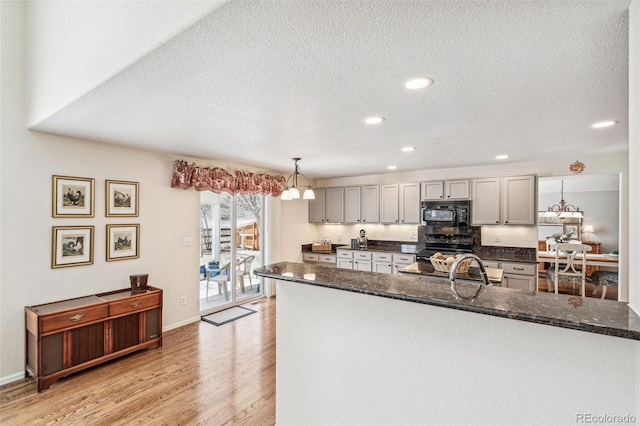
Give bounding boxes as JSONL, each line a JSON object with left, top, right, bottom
{"left": 421, "top": 200, "right": 470, "bottom": 227}
{"left": 415, "top": 226, "right": 475, "bottom": 261}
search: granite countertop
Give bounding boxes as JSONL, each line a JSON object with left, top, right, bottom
{"left": 473, "top": 246, "right": 538, "bottom": 264}
{"left": 400, "top": 261, "right": 504, "bottom": 284}
{"left": 302, "top": 240, "right": 418, "bottom": 255}
{"left": 255, "top": 261, "right": 640, "bottom": 341}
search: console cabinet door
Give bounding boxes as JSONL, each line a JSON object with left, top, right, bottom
{"left": 70, "top": 322, "right": 105, "bottom": 367}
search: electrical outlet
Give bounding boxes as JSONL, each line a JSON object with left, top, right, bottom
{"left": 410, "top": 231, "right": 417, "bottom": 239}
{"left": 183, "top": 237, "right": 192, "bottom": 246}
{"left": 337, "top": 234, "right": 342, "bottom": 242}
{"left": 494, "top": 234, "right": 501, "bottom": 242}
{"left": 181, "top": 296, "right": 187, "bottom": 305}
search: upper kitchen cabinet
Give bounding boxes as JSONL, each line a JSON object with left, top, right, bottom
{"left": 344, "top": 185, "right": 380, "bottom": 224}
{"left": 308, "top": 188, "right": 344, "bottom": 223}
{"left": 471, "top": 176, "right": 535, "bottom": 225}
{"left": 382, "top": 183, "right": 420, "bottom": 224}
{"left": 421, "top": 180, "right": 470, "bottom": 200}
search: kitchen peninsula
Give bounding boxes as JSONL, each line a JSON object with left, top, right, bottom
{"left": 256, "top": 262, "right": 639, "bottom": 425}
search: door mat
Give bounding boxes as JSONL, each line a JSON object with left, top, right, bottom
{"left": 201, "top": 306, "right": 256, "bottom": 326}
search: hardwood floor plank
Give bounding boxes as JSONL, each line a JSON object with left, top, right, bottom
{"left": 0, "top": 299, "right": 276, "bottom": 425}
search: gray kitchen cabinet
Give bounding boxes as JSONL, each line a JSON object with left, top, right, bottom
{"left": 471, "top": 176, "right": 535, "bottom": 225}
{"left": 326, "top": 187, "right": 344, "bottom": 223}
{"left": 361, "top": 185, "right": 380, "bottom": 223}
{"left": 400, "top": 183, "right": 421, "bottom": 224}
{"left": 353, "top": 251, "right": 373, "bottom": 272}
{"left": 373, "top": 252, "right": 393, "bottom": 274}
{"left": 421, "top": 180, "right": 470, "bottom": 200}
{"left": 308, "top": 188, "right": 326, "bottom": 223}
{"left": 501, "top": 262, "right": 537, "bottom": 292}
{"left": 392, "top": 253, "right": 416, "bottom": 275}
{"left": 337, "top": 249, "right": 353, "bottom": 269}
{"left": 344, "top": 185, "right": 380, "bottom": 224}
{"left": 380, "top": 184, "right": 400, "bottom": 224}
{"left": 344, "top": 187, "right": 361, "bottom": 223}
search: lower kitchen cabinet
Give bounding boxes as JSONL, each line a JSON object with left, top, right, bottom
{"left": 26, "top": 286, "right": 163, "bottom": 392}
{"left": 353, "top": 251, "right": 373, "bottom": 272}
{"left": 337, "top": 249, "right": 354, "bottom": 269}
{"left": 373, "top": 252, "right": 393, "bottom": 274}
{"left": 481, "top": 260, "right": 537, "bottom": 292}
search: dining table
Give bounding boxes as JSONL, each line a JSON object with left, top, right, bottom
{"left": 537, "top": 250, "right": 619, "bottom": 267}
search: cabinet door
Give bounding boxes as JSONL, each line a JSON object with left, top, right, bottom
{"left": 503, "top": 176, "right": 535, "bottom": 225}
{"left": 344, "top": 187, "right": 361, "bottom": 223}
{"left": 41, "top": 333, "right": 63, "bottom": 376}
{"left": 373, "top": 261, "right": 393, "bottom": 274}
{"left": 421, "top": 181, "right": 444, "bottom": 200}
{"left": 361, "top": 185, "right": 379, "bottom": 223}
{"left": 325, "top": 188, "right": 344, "bottom": 223}
{"left": 145, "top": 308, "right": 161, "bottom": 341}
{"left": 337, "top": 259, "right": 353, "bottom": 269}
{"left": 70, "top": 322, "right": 105, "bottom": 367}
{"left": 380, "top": 184, "right": 399, "bottom": 224}
{"left": 502, "top": 274, "right": 536, "bottom": 292}
{"left": 471, "top": 178, "right": 501, "bottom": 225}
{"left": 354, "top": 260, "right": 373, "bottom": 272}
{"left": 308, "top": 188, "right": 326, "bottom": 223}
{"left": 399, "top": 183, "right": 421, "bottom": 224}
{"left": 111, "top": 313, "right": 140, "bottom": 353}
{"left": 445, "top": 180, "right": 470, "bottom": 200}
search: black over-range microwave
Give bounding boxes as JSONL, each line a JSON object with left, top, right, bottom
{"left": 421, "top": 200, "right": 471, "bottom": 227}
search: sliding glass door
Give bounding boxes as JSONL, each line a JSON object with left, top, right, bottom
{"left": 199, "top": 192, "right": 264, "bottom": 314}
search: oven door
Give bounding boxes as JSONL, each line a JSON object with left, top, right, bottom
{"left": 422, "top": 208, "right": 455, "bottom": 225}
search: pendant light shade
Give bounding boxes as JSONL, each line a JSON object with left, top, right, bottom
{"left": 545, "top": 180, "right": 583, "bottom": 219}
{"left": 281, "top": 158, "right": 314, "bottom": 201}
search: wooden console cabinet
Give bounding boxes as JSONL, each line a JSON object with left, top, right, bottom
{"left": 25, "top": 286, "right": 163, "bottom": 392}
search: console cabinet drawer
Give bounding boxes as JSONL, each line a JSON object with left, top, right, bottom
{"left": 41, "top": 305, "right": 108, "bottom": 334}
{"left": 109, "top": 293, "right": 161, "bottom": 316}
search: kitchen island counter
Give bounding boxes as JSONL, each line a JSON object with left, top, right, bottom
{"left": 399, "top": 260, "right": 504, "bottom": 284}
{"left": 255, "top": 261, "right": 640, "bottom": 341}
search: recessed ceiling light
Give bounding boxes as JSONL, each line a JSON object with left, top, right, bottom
{"left": 401, "top": 146, "right": 416, "bottom": 152}
{"left": 403, "top": 78, "right": 433, "bottom": 90}
{"left": 364, "top": 116, "right": 384, "bottom": 125}
{"left": 591, "top": 120, "right": 617, "bottom": 129}
{"left": 387, "top": 165, "right": 398, "bottom": 170}
{"left": 495, "top": 155, "right": 509, "bottom": 160}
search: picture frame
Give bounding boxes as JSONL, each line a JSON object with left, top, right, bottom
{"left": 52, "top": 226, "right": 94, "bottom": 268}
{"left": 106, "top": 180, "right": 139, "bottom": 217}
{"left": 106, "top": 224, "right": 140, "bottom": 261}
{"left": 562, "top": 223, "right": 580, "bottom": 239}
{"left": 52, "top": 175, "right": 95, "bottom": 217}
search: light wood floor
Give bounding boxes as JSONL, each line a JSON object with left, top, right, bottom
{"left": 0, "top": 298, "right": 276, "bottom": 425}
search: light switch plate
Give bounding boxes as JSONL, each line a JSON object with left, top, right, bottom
{"left": 183, "top": 237, "right": 193, "bottom": 246}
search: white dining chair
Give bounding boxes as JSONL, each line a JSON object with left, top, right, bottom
{"left": 551, "top": 243, "right": 592, "bottom": 296}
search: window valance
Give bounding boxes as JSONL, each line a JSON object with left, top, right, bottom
{"left": 171, "top": 160, "right": 286, "bottom": 196}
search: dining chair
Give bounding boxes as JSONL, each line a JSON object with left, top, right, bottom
{"left": 548, "top": 243, "right": 592, "bottom": 296}
{"left": 206, "top": 262, "right": 231, "bottom": 301}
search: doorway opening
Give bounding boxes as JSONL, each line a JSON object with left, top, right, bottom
{"left": 199, "top": 191, "right": 264, "bottom": 314}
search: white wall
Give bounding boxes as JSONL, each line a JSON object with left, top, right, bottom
{"left": 0, "top": 2, "right": 277, "bottom": 384}
{"left": 26, "top": 0, "right": 226, "bottom": 126}
{"left": 629, "top": 0, "right": 640, "bottom": 316}
{"left": 277, "top": 280, "right": 639, "bottom": 425}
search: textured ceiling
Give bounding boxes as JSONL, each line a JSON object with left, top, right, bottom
{"left": 32, "top": 0, "right": 630, "bottom": 179}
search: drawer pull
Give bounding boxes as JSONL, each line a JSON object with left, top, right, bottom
{"left": 130, "top": 301, "right": 142, "bottom": 308}
{"left": 514, "top": 268, "right": 524, "bottom": 271}
{"left": 69, "top": 314, "right": 85, "bottom": 322}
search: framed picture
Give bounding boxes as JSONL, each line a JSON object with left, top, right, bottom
{"left": 106, "top": 224, "right": 140, "bottom": 261}
{"left": 106, "top": 180, "right": 139, "bottom": 217}
{"left": 562, "top": 223, "right": 580, "bottom": 239}
{"left": 52, "top": 175, "right": 95, "bottom": 217}
{"left": 52, "top": 226, "right": 94, "bottom": 268}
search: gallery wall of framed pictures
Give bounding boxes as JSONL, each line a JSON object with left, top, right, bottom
{"left": 51, "top": 175, "right": 140, "bottom": 268}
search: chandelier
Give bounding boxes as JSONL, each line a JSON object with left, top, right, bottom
{"left": 281, "top": 158, "right": 315, "bottom": 201}
{"left": 543, "top": 180, "right": 583, "bottom": 219}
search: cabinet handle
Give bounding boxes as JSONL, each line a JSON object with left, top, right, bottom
{"left": 69, "top": 314, "right": 85, "bottom": 322}
{"left": 130, "top": 301, "right": 142, "bottom": 308}
{"left": 505, "top": 221, "right": 509, "bottom": 224}
{"left": 514, "top": 267, "right": 524, "bottom": 271}
{"left": 496, "top": 221, "right": 499, "bottom": 224}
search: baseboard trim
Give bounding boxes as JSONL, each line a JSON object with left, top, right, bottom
{"left": 0, "top": 371, "right": 28, "bottom": 387}
{"left": 163, "top": 316, "right": 201, "bottom": 332}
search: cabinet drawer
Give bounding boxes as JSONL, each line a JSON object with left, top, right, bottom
{"left": 354, "top": 252, "right": 373, "bottom": 261}
{"left": 109, "top": 293, "right": 161, "bottom": 316}
{"left": 502, "top": 262, "right": 536, "bottom": 276}
{"left": 373, "top": 252, "right": 392, "bottom": 262}
{"left": 303, "top": 253, "right": 319, "bottom": 262}
{"left": 393, "top": 254, "right": 416, "bottom": 263}
{"left": 318, "top": 255, "right": 336, "bottom": 264}
{"left": 337, "top": 250, "right": 353, "bottom": 259}
{"left": 42, "top": 305, "right": 109, "bottom": 334}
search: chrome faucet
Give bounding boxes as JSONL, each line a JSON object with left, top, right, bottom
{"left": 449, "top": 253, "right": 490, "bottom": 300}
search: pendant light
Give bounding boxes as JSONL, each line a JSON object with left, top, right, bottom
{"left": 544, "top": 179, "right": 583, "bottom": 219}
{"left": 281, "top": 158, "right": 315, "bottom": 201}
